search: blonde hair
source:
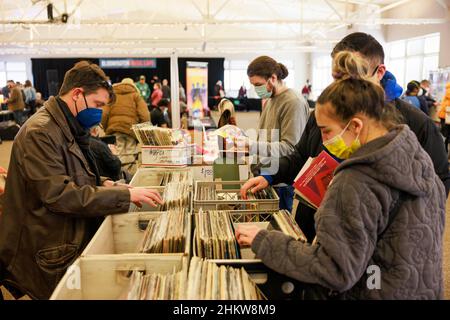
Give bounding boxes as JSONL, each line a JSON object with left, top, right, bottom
{"left": 218, "top": 98, "right": 235, "bottom": 118}
{"left": 120, "top": 77, "right": 138, "bottom": 92}
{"left": 332, "top": 51, "right": 374, "bottom": 83}
{"left": 318, "top": 51, "right": 400, "bottom": 128}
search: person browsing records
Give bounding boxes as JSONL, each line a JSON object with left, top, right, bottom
{"left": 236, "top": 51, "right": 445, "bottom": 300}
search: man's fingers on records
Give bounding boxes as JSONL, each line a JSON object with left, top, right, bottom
{"left": 145, "top": 189, "right": 164, "bottom": 204}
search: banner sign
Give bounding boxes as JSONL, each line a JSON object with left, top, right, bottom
{"left": 99, "top": 58, "right": 157, "bottom": 69}
{"left": 186, "top": 61, "right": 208, "bottom": 119}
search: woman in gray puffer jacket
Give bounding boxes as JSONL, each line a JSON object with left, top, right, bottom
{"left": 236, "top": 51, "right": 446, "bottom": 300}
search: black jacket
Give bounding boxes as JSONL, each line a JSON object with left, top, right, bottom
{"left": 150, "top": 106, "right": 167, "bottom": 127}
{"left": 89, "top": 137, "right": 122, "bottom": 181}
{"left": 270, "top": 98, "right": 450, "bottom": 242}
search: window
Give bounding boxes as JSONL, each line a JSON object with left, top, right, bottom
{"left": 312, "top": 55, "right": 333, "bottom": 99}
{"left": 386, "top": 33, "right": 440, "bottom": 90}
{"left": 0, "top": 62, "right": 6, "bottom": 89}
{"left": 224, "top": 59, "right": 296, "bottom": 98}
{"left": 224, "top": 60, "right": 250, "bottom": 98}
{"left": 0, "top": 61, "right": 28, "bottom": 87}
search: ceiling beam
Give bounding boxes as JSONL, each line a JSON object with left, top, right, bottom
{"left": 434, "top": 0, "right": 449, "bottom": 14}
{"left": 376, "top": 0, "right": 411, "bottom": 14}
{"left": 0, "top": 17, "right": 447, "bottom": 26}
{"left": 329, "top": 0, "right": 374, "bottom": 5}
{"left": 212, "top": 0, "right": 232, "bottom": 18}
{"left": 0, "top": 37, "right": 342, "bottom": 45}
{"left": 324, "top": 0, "right": 344, "bottom": 21}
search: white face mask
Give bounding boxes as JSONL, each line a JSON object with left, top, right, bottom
{"left": 418, "top": 88, "right": 424, "bottom": 96}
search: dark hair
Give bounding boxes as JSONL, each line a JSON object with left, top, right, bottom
{"left": 406, "top": 81, "right": 420, "bottom": 94}
{"left": 218, "top": 109, "right": 232, "bottom": 128}
{"left": 331, "top": 32, "right": 385, "bottom": 69}
{"left": 157, "top": 98, "right": 170, "bottom": 107}
{"left": 59, "top": 61, "right": 115, "bottom": 104}
{"left": 247, "top": 56, "right": 289, "bottom": 80}
{"left": 25, "top": 80, "right": 32, "bottom": 87}
{"left": 318, "top": 51, "right": 400, "bottom": 129}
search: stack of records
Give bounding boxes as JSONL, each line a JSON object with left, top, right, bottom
{"left": 132, "top": 122, "right": 174, "bottom": 146}
{"left": 194, "top": 209, "right": 241, "bottom": 259}
{"left": 197, "top": 184, "right": 215, "bottom": 200}
{"left": 273, "top": 210, "right": 308, "bottom": 243}
{"left": 124, "top": 257, "right": 264, "bottom": 300}
{"left": 137, "top": 209, "right": 189, "bottom": 254}
{"left": 160, "top": 170, "right": 192, "bottom": 186}
{"left": 162, "top": 182, "right": 190, "bottom": 211}
{"left": 186, "top": 257, "right": 264, "bottom": 300}
{"left": 124, "top": 264, "right": 188, "bottom": 300}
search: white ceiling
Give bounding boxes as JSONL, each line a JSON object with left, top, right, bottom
{"left": 0, "top": 0, "right": 448, "bottom": 56}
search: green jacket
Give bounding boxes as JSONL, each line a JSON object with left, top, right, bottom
{"left": 135, "top": 82, "right": 150, "bottom": 102}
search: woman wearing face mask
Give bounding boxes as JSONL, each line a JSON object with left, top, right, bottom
{"left": 245, "top": 56, "right": 310, "bottom": 211}
{"left": 235, "top": 51, "right": 445, "bottom": 299}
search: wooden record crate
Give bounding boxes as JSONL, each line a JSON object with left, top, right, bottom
{"left": 50, "top": 254, "right": 186, "bottom": 300}
{"left": 193, "top": 181, "right": 279, "bottom": 211}
{"left": 81, "top": 212, "right": 191, "bottom": 258}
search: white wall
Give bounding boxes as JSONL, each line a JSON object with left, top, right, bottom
{"left": 383, "top": 0, "right": 450, "bottom": 68}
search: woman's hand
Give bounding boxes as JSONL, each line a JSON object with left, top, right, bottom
{"left": 240, "top": 176, "right": 269, "bottom": 199}
{"left": 129, "top": 188, "right": 164, "bottom": 208}
{"left": 235, "top": 225, "right": 262, "bottom": 247}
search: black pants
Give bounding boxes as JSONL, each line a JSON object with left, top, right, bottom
{"left": 28, "top": 100, "right": 36, "bottom": 116}
{"left": 440, "top": 119, "right": 450, "bottom": 152}
{"left": 12, "top": 110, "right": 23, "bottom": 126}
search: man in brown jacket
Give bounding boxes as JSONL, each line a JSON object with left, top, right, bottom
{"left": 101, "top": 78, "right": 150, "bottom": 175}
{"left": 7, "top": 82, "right": 25, "bottom": 125}
{"left": 0, "top": 61, "right": 163, "bottom": 299}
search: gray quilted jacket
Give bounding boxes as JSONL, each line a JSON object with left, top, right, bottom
{"left": 252, "top": 125, "right": 446, "bottom": 299}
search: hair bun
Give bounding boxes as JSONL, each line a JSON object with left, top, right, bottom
{"left": 332, "top": 51, "right": 371, "bottom": 82}
{"left": 278, "top": 63, "right": 289, "bottom": 80}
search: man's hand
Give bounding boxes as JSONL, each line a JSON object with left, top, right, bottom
{"left": 235, "top": 225, "right": 263, "bottom": 247}
{"left": 240, "top": 176, "right": 269, "bottom": 200}
{"left": 108, "top": 144, "right": 119, "bottom": 156}
{"left": 130, "top": 188, "right": 164, "bottom": 208}
{"left": 103, "top": 180, "right": 133, "bottom": 188}
{"left": 102, "top": 180, "right": 115, "bottom": 187}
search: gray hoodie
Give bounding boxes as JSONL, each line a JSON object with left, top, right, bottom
{"left": 252, "top": 125, "right": 445, "bottom": 299}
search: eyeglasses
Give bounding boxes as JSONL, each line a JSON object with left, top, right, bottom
{"left": 371, "top": 65, "right": 380, "bottom": 77}
{"left": 83, "top": 80, "right": 116, "bottom": 104}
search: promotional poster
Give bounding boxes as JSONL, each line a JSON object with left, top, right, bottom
{"left": 186, "top": 61, "right": 208, "bottom": 119}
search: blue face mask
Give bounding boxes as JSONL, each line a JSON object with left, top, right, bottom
{"left": 254, "top": 83, "right": 273, "bottom": 99}
{"left": 380, "top": 70, "right": 403, "bottom": 102}
{"left": 75, "top": 94, "right": 103, "bottom": 129}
